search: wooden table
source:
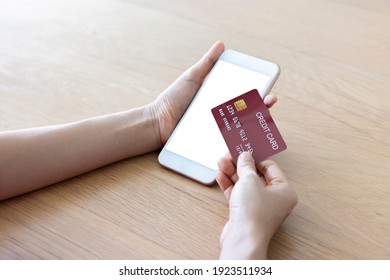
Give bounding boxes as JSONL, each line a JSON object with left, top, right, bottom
{"left": 0, "top": 0, "right": 389, "bottom": 259}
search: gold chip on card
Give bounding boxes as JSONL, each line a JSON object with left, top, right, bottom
{"left": 234, "top": 99, "right": 247, "bottom": 111}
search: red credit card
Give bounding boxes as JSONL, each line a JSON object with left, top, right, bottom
{"left": 211, "top": 89, "right": 287, "bottom": 164}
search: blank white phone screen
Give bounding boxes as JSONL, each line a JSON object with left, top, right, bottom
{"left": 165, "top": 60, "right": 271, "bottom": 170}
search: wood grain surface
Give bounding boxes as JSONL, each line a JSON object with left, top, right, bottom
{"left": 0, "top": 0, "right": 389, "bottom": 259}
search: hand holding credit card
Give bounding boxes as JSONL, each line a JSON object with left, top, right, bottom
{"left": 211, "top": 89, "right": 287, "bottom": 164}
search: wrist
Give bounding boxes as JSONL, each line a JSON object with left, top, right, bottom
{"left": 147, "top": 102, "right": 164, "bottom": 149}
{"left": 128, "top": 105, "right": 162, "bottom": 154}
{"left": 103, "top": 105, "right": 161, "bottom": 159}
{"left": 220, "top": 217, "right": 269, "bottom": 260}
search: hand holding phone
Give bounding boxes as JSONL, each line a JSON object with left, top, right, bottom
{"left": 158, "top": 49, "right": 280, "bottom": 184}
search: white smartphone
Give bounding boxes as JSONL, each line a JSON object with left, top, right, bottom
{"left": 158, "top": 49, "right": 280, "bottom": 185}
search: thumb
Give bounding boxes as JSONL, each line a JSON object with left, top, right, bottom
{"left": 186, "top": 41, "right": 225, "bottom": 83}
{"left": 236, "top": 151, "right": 257, "bottom": 178}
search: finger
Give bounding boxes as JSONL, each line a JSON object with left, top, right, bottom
{"left": 223, "top": 186, "right": 233, "bottom": 202}
{"left": 186, "top": 41, "right": 225, "bottom": 83}
{"left": 217, "top": 156, "right": 236, "bottom": 178}
{"left": 217, "top": 154, "right": 239, "bottom": 184}
{"left": 236, "top": 151, "right": 257, "bottom": 179}
{"left": 216, "top": 170, "right": 233, "bottom": 193}
{"left": 224, "top": 150, "right": 233, "bottom": 161}
{"left": 264, "top": 95, "right": 278, "bottom": 109}
{"left": 256, "top": 159, "right": 288, "bottom": 185}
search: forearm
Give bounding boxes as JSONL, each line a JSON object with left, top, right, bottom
{"left": 0, "top": 105, "right": 159, "bottom": 200}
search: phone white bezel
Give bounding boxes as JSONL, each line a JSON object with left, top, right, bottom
{"left": 158, "top": 49, "right": 280, "bottom": 185}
